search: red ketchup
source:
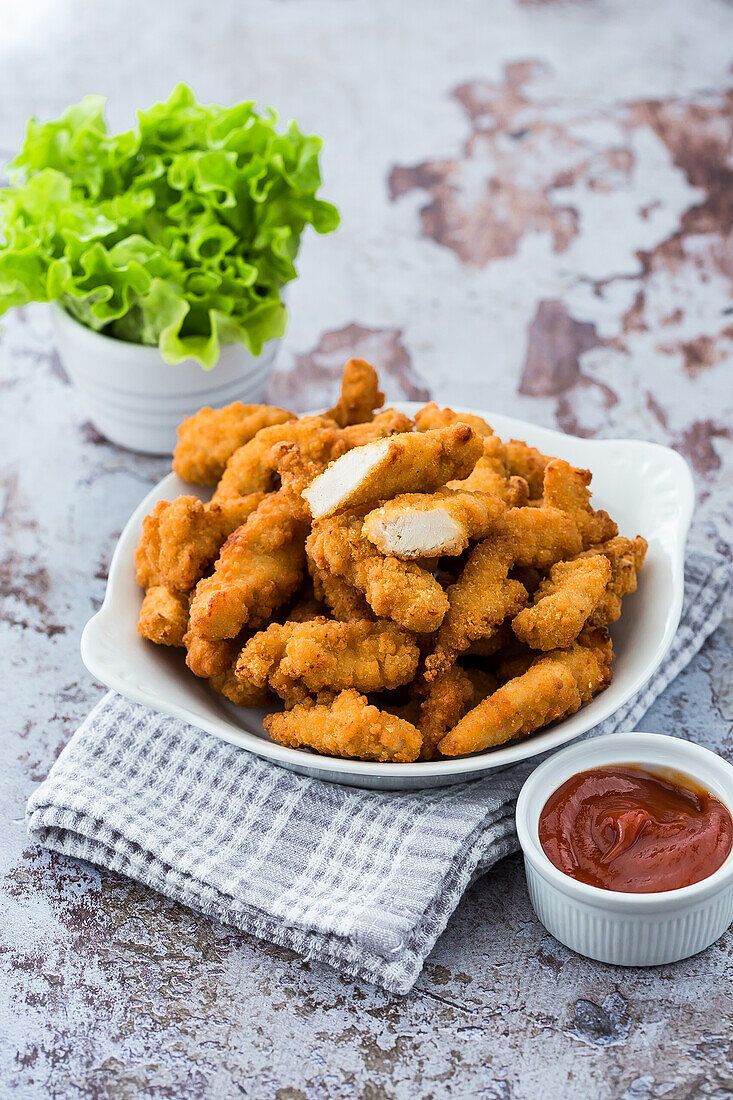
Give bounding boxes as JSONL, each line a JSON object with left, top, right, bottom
{"left": 538, "top": 765, "right": 733, "bottom": 893}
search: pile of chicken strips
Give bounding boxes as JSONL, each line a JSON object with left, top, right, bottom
{"left": 136, "top": 360, "right": 647, "bottom": 763}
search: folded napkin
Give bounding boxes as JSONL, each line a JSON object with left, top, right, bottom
{"left": 27, "top": 552, "right": 730, "bottom": 994}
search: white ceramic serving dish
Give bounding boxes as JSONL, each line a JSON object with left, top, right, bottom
{"left": 81, "top": 404, "right": 694, "bottom": 790}
{"left": 516, "top": 733, "right": 733, "bottom": 965}
{"left": 52, "top": 303, "right": 280, "bottom": 455}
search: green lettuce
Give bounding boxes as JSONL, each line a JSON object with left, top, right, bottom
{"left": 0, "top": 85, "right": 339, "bottom": 367}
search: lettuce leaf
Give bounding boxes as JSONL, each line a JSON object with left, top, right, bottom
{"left": 0, "top": 85, "right": 339, "bottom": 367}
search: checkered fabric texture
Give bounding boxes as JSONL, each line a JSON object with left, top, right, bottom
{"left": 27, "top": 553, "right": 730, "bottom": 994}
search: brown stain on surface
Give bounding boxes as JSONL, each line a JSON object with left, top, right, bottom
{"left": 519, "top": 300, "right": 604, "bottom": 396}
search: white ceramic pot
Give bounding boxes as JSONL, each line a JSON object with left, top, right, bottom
{"left": 51, "top": 303, "right": 280, "bottom": 455}
{"left": 516, "top": 733, "right": 733, "bottom": 967}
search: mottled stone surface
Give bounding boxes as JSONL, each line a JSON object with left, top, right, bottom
{"left": 1, "top": 1, "right": 732, "bottom": 1097}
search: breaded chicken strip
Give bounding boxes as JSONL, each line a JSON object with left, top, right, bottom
{"left": 502, "top": 506, "right": 584, "bottom": 568}
{"left": 213, "top": 416, "right": 345, "bottom": 501}
{"left": 307, "top": 511, "right": 449, "bottom": 633}
{"left": 309, "top": 561, "right": 373, "bottom": 621}
{"left": 362, "top": 488, "right": 506, "bottom": 559}
{"left": 188, "top": 486, "right": 310, "bottom": 641}
{"left": 415, "top": 665, "right": 475, "bottom": 760}
{"left": 173, "top": 403, "right": 293, "bottom": 484}
{"left": 209, "top": 666, "right": 270, "bottom": 708}
{"left": 512, "top": 555, "right": 612, "bottom": 650}
{"left": 425, "top": 538, "right": 528, "bottom": 679}
{"left": 236, "top": 618, "right": 419, "bottom": 705}
{"left": 303, "top": 424, "right": 483, "bottom": 520}
{"left": 581, "top": 535, "right": 648, "bottom": 623}
{"left": 452, "top": 440, "right": 528, "bottom": 505}
{"left": 185, "top": 632, "right": 233, "bottom": 678}
{"left": 339, "top": 408, "right": 414, "bottom": 448}
{"left": 327, "top": 358, "right": 385, "bottom": 427}
{"left": 137, "top": 586, "right": 189, "bottom": 647}
{"left": 264, "top": 689, "right": 422, "bottom": 763}
{"left": 504, "top": 440, "right": 550, "bottom": 499}
{"left": 135, "top": 493, "right": 264, "bottom": 592}
{"left": 438, "top": 659, "right": 582, "bottom": 756}
{"left": 542, "top": 459, "right": 618, "bottom": 547}
{"left": 415, "top": 402, "right": 494, "bottom": 437}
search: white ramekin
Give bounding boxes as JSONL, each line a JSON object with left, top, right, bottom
{"left": 516, "top": 732, "right": 733, "bottom": 966}
{"left": 51, "top": 303, "right": 280, "bottom": 455}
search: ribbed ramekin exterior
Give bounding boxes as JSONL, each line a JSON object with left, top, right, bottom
{"left": 524, "top": 859, "right": 733, "bottom": 966}
{"left": 52, "top": 304, "right": 280, "bottom": 455}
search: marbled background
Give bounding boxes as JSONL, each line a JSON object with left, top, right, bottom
{"left": 1, "top": 2, "right": 732, "bottom": 1097}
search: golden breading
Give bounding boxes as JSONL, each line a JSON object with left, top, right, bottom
{"left": 414, "top": 402, "right": 495, "bottom": 437}
{"left": 307, "top": 511, "right": 449, "bottom": 634}
{"left": 137, "top": 586, "right": 189, "bottom": 647}
{"left": 512, "top": 555, "right": 612, "bottom": 650}
{"left": 135, "top": 492, "right": 264, "bottom": 592}
{"left": 236, "top": 618, "right": 419, "bottom": 705}
{"left": 504, "top": 440, "right": 550, "bottom": 499}
{"left": 362, "top": 489, "right": 506, "bottom": 559}
{"left": 542, "top": 459, "right": 618, "bottom": 547}
{"left": 209, "top": 666, "right": 270, "bottom": 708}
{"left": 450, "top": 436, "right": 528, "bottom": 505}
{"left": 327, "top": 358, "right": 384, "bottom": 426}
{"left": 339, "top": 408, "right": 414, "bottom": 448}
{"left": 184, "top": 631, "right": 234, "bottom": 678}
{"left": 264, "top": 690, "right": 422, "bottom": 763}
{"left": 173, "top": 403, "right": 293, "bottom": 484}
{"left": 213, "top": 416, "right": 346, "bottom": 501}
{"left": 438, "top": 659, "right": 582, "bottom": 756}
{"left": 416, "top": 665, "right": 475, "bottom": 760}
{"left": 582, "top": 535, "right": 648, "bottom": 623}
{"left": 502, "top": 505, "right": 584, "bottom": 568}
{"left": 425, "top": 538, "right": 528, "bottom": 679}
{"left": 303, "top": 424, "right": 484, "bottom": 520}
{"left": 188, "top": 487, "right": 310, "bottom": 641}
{"left": 309, "top": 561, "right": 373, "bottom": 621}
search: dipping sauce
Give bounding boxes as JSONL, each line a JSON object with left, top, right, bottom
{"left": 539, "top": 765, "right": 733, "bottom": 893}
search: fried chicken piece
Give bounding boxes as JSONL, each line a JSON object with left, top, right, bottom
{"left": 510, "top": 565, "right": 543, "bottom": 595}
{"left": 236, "top": 618, "right": 420, "bottom": 705}
{"left": 362, "top": 489, "right": 506, "bottom": 559}
{"left": 213, "top": 416, "right": 345, "bottom": 501}
{"left": 438, "top": 658, "right": 582, "bottom": 756}
{"left": 264, "top": 689, "right": 422, "bottom": 763}
{"left": 303, "top": 424, "right": 483, "bottom": 520}
{"left": 137, "top": 586, "right": 189, "bottom": 647}
{"left": 549, "top": 627, "right": 614, "bottom": 702}
{"left": 414, "top": 402, "right": 494, "bottom": 438}
{"left": 504, "top": 440, "right": 550, "bottom": 499}
{"left": 173, "top": 403, "right": 294, "bottom": 484}
{"left": 135, "top": 493, "right": 265, "bottom": 592}
{"left": 307, "top": 511, "right": 449, "bottom": 633}
{"left": 339, "top": 408, "right": 414, "bottom": 448}
{"left": 425, "top": 538, "right": 528, "bottom": 679}
{"left": 185, "top": 632, "right": 233, "bottom": 678}
{"left": 209, "top": 666, "right": 270, "bottom": 708}
{"left": 188, "top": 485, "right": 310, "bottom": 641}
{"left": 502, "top": 506, "right": 584, "bottom": 568}
{"left": 309, "top": 561, "right": 373, "bottom": 621}
{"left": 449, "top": 436, "right": 528, "bottom": 505}
{"left": 542, "top": 459, "right": 618, "bottom": 547}
{"left": 581, "top": 535, "right": 648, "bottom": 623}
{"left": 512, "top": 555, "right": 612, "bottom": 650}
{"left": 327, "top": 358, "right": 385, "bottom": 427}
{"left": 416, "top": 665, "right": 475, "bottom": 760}
{"left": 466, "top": 623, "right": 513, "bottom": 658}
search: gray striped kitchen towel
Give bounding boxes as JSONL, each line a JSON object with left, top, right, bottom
{"left": 26, "top": 552, "right": 730, "bottom": 994}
